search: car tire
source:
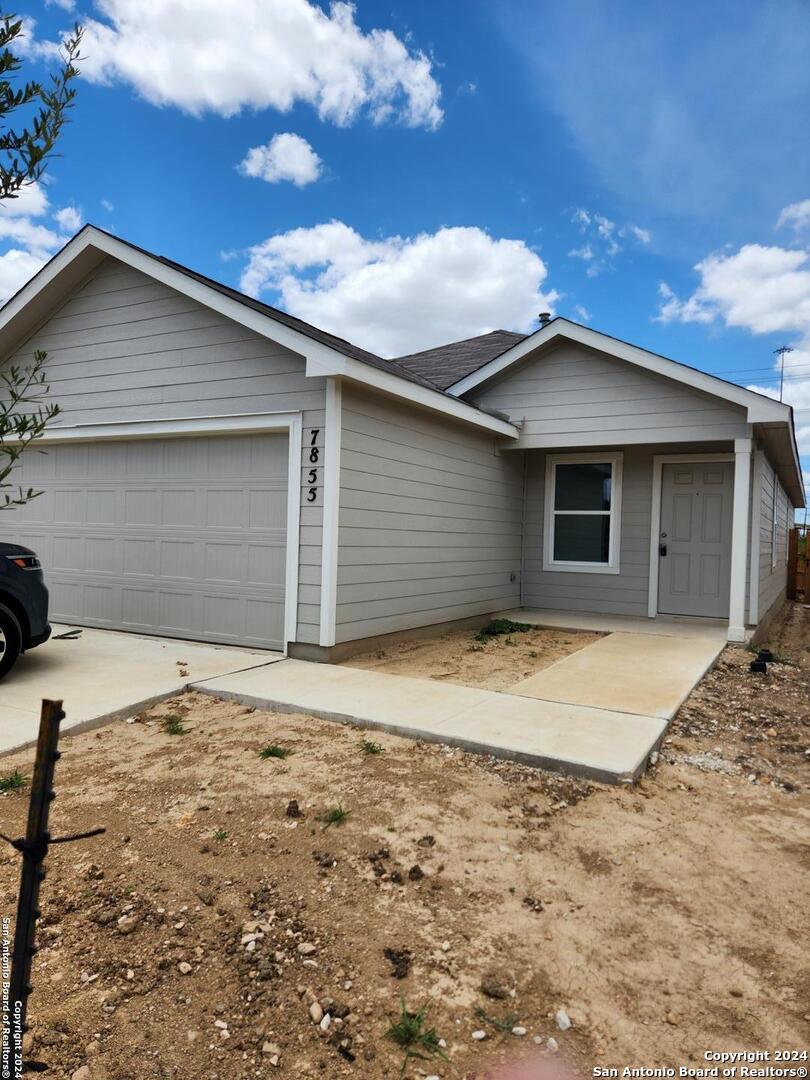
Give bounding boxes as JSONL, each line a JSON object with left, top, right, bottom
{"left": 0, "top": 603, "right": 23, "bottom": 681}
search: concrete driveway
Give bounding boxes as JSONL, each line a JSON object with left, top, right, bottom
{"left": 0, "top": 626, "right": 279, "bottom": 756}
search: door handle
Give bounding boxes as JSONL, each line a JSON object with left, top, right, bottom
{"left": 659, "top": 543, "right": 668, "bottom": 557}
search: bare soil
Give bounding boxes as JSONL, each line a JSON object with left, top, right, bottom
{"left": 341, "top": 624, "right": 602, "bottom": 690}
{"left": 0, "top": 605, "right": 807, "bottom": 1080}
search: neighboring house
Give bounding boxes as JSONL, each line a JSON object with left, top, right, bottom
{"left": 0, "top": 227, "right": 802, "bottom": 659}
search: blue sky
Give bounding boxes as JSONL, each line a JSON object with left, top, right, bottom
{"left": 5, "top": 0, "right": 810, "bottom": 498}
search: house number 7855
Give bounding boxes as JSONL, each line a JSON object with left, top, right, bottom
{"left": 307, "top": 428, "right": 320, "bottom": 502}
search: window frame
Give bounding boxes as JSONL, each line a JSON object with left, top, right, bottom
{"left": 542, "top": 451, "right": 623, "bottom": 575}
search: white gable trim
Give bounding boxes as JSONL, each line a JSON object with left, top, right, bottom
{"left": 447, "top": 318, "right": 791, "bottom": 425}
{"left": 0, "top": 227, "right": 517, "bottom": 440}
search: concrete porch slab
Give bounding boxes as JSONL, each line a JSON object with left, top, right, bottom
{"left": 191, "top": 659, "right": 668, "bottom": 783}
{"left": 510, "top": 630, "right": 724, "bottom": 719}
{"left": 0, "top": 626, "right": 279, "bottom": 756}
{"left": 497, "top": 607, "right": 730, "bottom": 642}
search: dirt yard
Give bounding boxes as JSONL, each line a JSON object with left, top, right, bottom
{"left": 0, "top": 606, "right": 807, "bottom": 1080}
{"left": 341, "top": 621, "right": 602, "bottom": 690}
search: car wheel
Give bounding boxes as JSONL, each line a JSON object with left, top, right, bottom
{"left": 0, "top": 603, "right": 23, "bottom": 681}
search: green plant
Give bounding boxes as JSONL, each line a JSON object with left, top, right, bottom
{"left": 1, "top": 18, "right": 83, "bottom": 509}
{"left": 360, "top": 739, "right": 384, "bottom": 755}
{"left": 0, "top": 769, "right": 25, "bottom": 792}
{"left": 387, "top": 999, "right": 447, "bottom": 1076}
{"left": 474, "top": 1005, "right": 520, "bottom": 1033}
{"left": 317, "top": 804, "right": 350, "bottom": 830}
{"left": 474, "top": 618, "right": 533, "bottom": 643}
{"left": 504, "top": 636, "right": 517, "bottom": 646}
{"left": 528, "top": 650, "right": 539, "bottom": 659}
{"left": 213, "top": 829, "right": 228, "bottom": 842}
{"left": 161, "top": 714, "right": 186, "bottom": 735}
{"left": 259, "top": 744, "right": 291, "bottom": 760}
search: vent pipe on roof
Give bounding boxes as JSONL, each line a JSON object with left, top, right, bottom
{"left": 538, "top": 312, "right": 551, "bottom": 326}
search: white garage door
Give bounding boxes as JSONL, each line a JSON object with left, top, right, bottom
{"left": 3, "top": 433, "right": 289, "bottom": 650}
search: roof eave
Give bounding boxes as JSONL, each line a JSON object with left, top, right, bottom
{"left": 0, "top": 226, "right": 518, "bottom": 441}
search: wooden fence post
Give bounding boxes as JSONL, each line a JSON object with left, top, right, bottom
{"left": 787, "top": 528, "right": 799, "bottom": 601}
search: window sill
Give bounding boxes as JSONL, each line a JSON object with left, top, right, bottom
{"left": 542, "top": 561, "right": 621, "bottom": 575}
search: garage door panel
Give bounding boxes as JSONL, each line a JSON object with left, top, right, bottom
{"left": 2, "top": 433, "right": 288, "bottom": 650}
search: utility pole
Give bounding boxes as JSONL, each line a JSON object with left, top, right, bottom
{"left": 774, "top": 345, "right": 793, "bottom": 402}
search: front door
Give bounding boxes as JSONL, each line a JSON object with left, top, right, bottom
{"left": 658, "top": 461, "right": 733, "bottom": 618}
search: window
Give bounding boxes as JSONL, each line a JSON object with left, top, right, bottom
{"left": 543, "top": 452, "right": 623, "bottom": 574}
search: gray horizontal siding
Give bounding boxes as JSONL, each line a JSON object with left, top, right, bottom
{"left": 335, "top": 386, "right": 523, "bottom": 642}
{"left": 758, "top": 454, "right": 789, "bottom": 621}
{"left": 522, "top": 443, "right": 736, "bottom": 618}
{"left": 470, "top": 341, "right": 749, "bottom": 445}
{"left": 1, "top": 255, "right": 325, "bottom": 644}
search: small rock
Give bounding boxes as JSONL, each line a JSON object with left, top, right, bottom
{"left": 178, "top": 961, "right": 193, "bottom": 975}
{"left": 116, "top": 914, "right": 140, "bottom": 935}
{"left": 298, "top": 942, "right": 317, "bottom": 956}
{"left": 286, "top": 799, "right": 302, "bottom": 818}
{"left": 547, "top": 1037, "right": 559, "bottom": 1053}
{"left": 71, "top": 1069, "right": 92, "bottom": 1080}
{"left": 441, "top": 941, "right": 450, "bottom": 952}
{"left": 262, "top": 1041, "right": 281, "bottom": 1057}
{"left": 214, "top": 1020, "right": 228, "bottom": 1030}
{"left": 555, "top": 1008, "right": 571, "bottom": 1031}
{"left": 319, "top": 1014, "right": 331, "bottom": 1032}
{"left": 472, "top": 1029, "right": 487, "bottom": 1041}
{"left": 309, "top": 1002, "right": 324, "bottom": 1024}
{"left": 408, "top": 864, "right": 424, "bottom": 881}
{"left": 512, "top": 1026, "right": 527, "bottom": 1036}
{"left": 665, "top": 1011, "right": 678, "bottom": 1025}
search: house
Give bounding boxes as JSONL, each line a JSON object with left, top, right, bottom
{"left": 0, "top": 226, "right": 803, "bottom": 660}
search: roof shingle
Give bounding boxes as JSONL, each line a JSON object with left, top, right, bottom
{"left": 391, "top": 329, "right": 526, "bottom": 389}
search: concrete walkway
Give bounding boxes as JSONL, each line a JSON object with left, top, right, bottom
{"left": 511, "top": 631, "right": 724, "bottom": 720}
{"left": 191, "top": 659, "right": 668, "bottom": 784}
{"left": 0, "top": 626, "right": 278, "bottom": 756}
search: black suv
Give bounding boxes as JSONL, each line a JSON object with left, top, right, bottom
{"left": 0, "top": 542, "right": 51, "bottom": 679}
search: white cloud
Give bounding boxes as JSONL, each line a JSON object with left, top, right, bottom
{"left": 238, "top": 133, "right": 322, "bottom": 187}
{"left": 574, "top": 304, "right": 591, "bottom": 322}
{"left": 239, "top": 221, "right": 557, "bottom": 356}
{"left": 776, "top": 199, "right": 810, "bottom": 234}
{"left": 101, "top": 198, "right": 114, "bottom": 212}
{"left": 45, "top": 0, "right": 76, "bottom": 9}
{"left": 569, "top": 207, "right": 650, "bottom": 275}
{"left": 0, "top": 182, "right": 50, "bottom": 218}
{"left": 655, "top": 245, "right": 810, "bottom": 334}
{"left": 39, "top": 0, "right": 442, "bottom": 128}
{"left": 0, "top": 182, "right": 84, "bottom": 301}
{"left": 655, "top": 239, "right": 810, "bottom": 483}
{"left": 0, "top": 249, "right": 51, "bottom": 303}
{"left": 53, "top": 205, "right": 83, "bottom": 233}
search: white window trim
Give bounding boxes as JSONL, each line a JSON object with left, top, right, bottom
{"left": 16, "top": 411, "right": 303, "bottom": 654}
{"left": 543, "top": 452, "right": 623, "bottom": 575}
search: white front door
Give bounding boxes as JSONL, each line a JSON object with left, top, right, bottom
{"left": 657, "top": 461, "right": 733, "bottom": 618}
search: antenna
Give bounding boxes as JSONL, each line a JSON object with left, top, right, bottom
{"left": 774, "top": 345, "right": 793, "bottom": 402}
